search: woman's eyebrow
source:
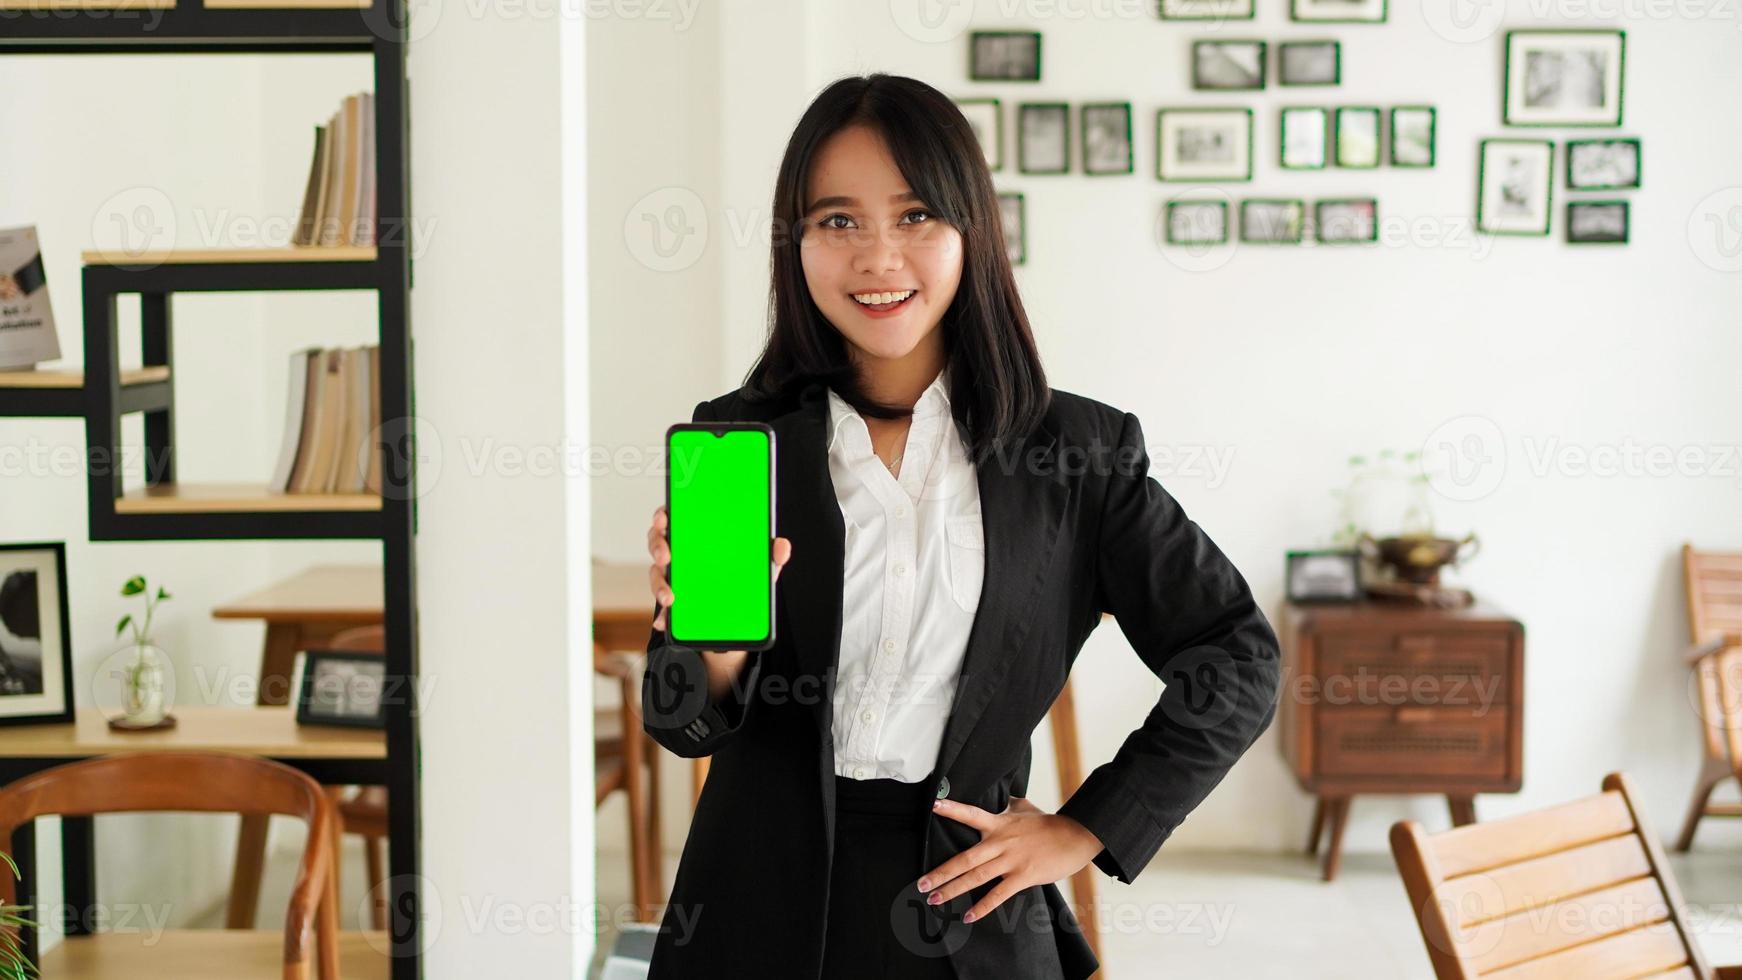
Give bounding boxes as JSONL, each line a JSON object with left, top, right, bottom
{"left": 804, "top": 191, "right": 923, "bottom": 214}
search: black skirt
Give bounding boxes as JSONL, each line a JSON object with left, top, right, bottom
{"left": 819, "top": 774, "right": 960, "bottom": 980}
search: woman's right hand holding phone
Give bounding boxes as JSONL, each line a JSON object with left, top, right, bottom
{"left": 647, "top": 504, "right": 791, "bottom": 702}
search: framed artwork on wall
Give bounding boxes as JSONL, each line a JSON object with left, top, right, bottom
{"left": 1157, "top": 108, "right": 1253, "bottom": 182}
{"left": 1477, "top": 139, "right": 1554, "bottom": 236}
{"left": 1504, "top": 29, "right": 1625, "bottom": 126}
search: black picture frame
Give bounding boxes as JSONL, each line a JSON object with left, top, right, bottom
{"left": 1240, "top": 198, "right": 1306, "bottom": 245}
{"left": 1389, "top": 105, "right": 1437, "bottom": 168}
{"left": 1503, "top": 29, "right": 1626, "bottom": 127}
{"left": 1286, "top": 550, "right": 1363, "bottom": 603}
{"left": 954, "top": 97, "right": 1004, "bottom": 173}
{"left": 1081, "top": 102, "right": 1134, "bottom": 176}
{"left": 997, "top": 192, "right": 1027, "bottom": 266}
{"left": 1192, "top": 39, "right": 1267, "bottom": 91}
{"left": 1164, "top": 199, "right": 1231, "bottom": 246}
{"left": 1566, "top": 137, "right": 1641, "bottom": 190}
{"left": 1018, "top": 102, "right": 1071, "bottom": 175}
{"left": 969, "top": 31, "right": 1042, "bottom": 82}
{"left": 0, "top": 542, "right": 74, "bottom": 727}
{"left": 1315, "top": 198, "right": 1379, "bottom": 245}
{"left": 1567, "top": 200, "right": 1630, "bottom": 245}
{"left": 1278, "top": 40, "right": 1341, "bottom": 86}
{"left": 296, "top": 650, "right": 389, "bottom": 729}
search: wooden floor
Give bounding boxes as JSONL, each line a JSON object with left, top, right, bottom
{"left": 43, "top": 930, "right": 388, "bottom": 979}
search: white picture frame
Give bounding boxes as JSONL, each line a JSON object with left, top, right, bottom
{"left": 1477, "top": 139, "right": 1554, "bottom": 236}
{"left": 1504, "top": 30, "right": 1625, "bottom": 126}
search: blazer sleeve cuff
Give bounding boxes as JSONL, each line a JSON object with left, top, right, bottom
{"left": 1057, "top": 766, "right": 1170, "bottom": 886}
{"left": 640, "top": 633, "right": 762, "bottom": 758}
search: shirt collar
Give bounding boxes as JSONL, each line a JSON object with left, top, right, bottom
{"left": 827, "top": 368, "right": 952, "bottom": 455}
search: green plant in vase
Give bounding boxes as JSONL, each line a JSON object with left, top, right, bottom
{"left": 0, "top": 851, "right": 38, "bottom": 979}
{"left": 113, "top": 576, "right": 171, "bottom": 727}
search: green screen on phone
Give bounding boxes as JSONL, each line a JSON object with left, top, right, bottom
{"left": 666, "top": 426, "right": 773, "bottom": 648}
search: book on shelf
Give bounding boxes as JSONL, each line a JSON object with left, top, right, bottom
{"left": 270, "top": 344, "right": 381, "bottom": 496}
{"left": 0, "top": 226, "right": 61, "bottom": 370}
{"left": 294, "top": 90, "right": 377, "bottom": 250}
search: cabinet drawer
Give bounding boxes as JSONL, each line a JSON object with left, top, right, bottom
{"left": 1317, "top": 632, "right": 1510, "bottom": 712}
{"left": 1316, "top": 706, "right": 1510, "bottom": 780}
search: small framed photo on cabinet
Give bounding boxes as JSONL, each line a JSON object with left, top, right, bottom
{"left": 297, "top": 650, "right": 388, "bottom": 729}
{"left": 1286, "top": 550, "right": 1362, "bottom": 603}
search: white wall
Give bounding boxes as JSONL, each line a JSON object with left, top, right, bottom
{"left": 590, "top": 0, "right": 1742, "bottom": 860}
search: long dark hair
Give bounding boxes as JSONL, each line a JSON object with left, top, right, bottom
{"left": 740, "top": 73, "right": 1050, "bottom": 465}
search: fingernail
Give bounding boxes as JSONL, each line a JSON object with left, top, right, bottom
{"left": 927, "top": 892, "right": 941, "bottom": 905}
{"left": 917, "top": 878, "right": 930, "bottom": 891}
{"left": 963, "top": 911, "right": 976, "bottom": 923}
{"left": 932, "top": 799, "right": 944, "bottom": 810}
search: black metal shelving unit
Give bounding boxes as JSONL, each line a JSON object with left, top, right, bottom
{"left": 0, "top": 4, "right": 422, "bottom": 977}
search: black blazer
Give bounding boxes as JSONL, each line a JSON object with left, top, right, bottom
{"left": 641, "top": 379, "right": 1282, "bottom": 980}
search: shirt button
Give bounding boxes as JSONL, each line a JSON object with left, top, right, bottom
{"left": 855, "top": 765, "right": 870, "bottom": 779}
{"left": 896, "top": 505, "right": 908, "bottom": 518}
{"left": 894, "top": 562, "right": 907, "bottom": 576}
{"left": 883, "top": 638, "right": 897, "bottom": 653}
{"left": 860, "top": 709, "right": 876, "bottom": 724}
{"left": 935, "top": 776, "right": 951, "bottom": 800}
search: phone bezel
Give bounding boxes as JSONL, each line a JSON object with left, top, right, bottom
{"left": 663, "top": 421, "right": 777, "bottom": 651}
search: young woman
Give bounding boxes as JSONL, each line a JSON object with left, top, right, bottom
{"left": 641, "top": 73, "right": 1281, "bottom": 980}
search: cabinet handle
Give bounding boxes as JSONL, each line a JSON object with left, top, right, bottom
{"left": 1394, "top": 707, "right": 1436, "bottom": 724}
{"left": 1396, "top": 635, "right": 1436, "bottom": 654}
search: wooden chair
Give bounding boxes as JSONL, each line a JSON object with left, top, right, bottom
{"left": 1390, "top": 770, "right": 1742, "bottom": 980}
{"left": 1675, "top": 545, "right": 1742, "bottom": 852}
{"left": 595, "top": 644, "right": 662, "bottom": 922}
{"left": 0, "top": 752, "right": 348, "bottom": 979}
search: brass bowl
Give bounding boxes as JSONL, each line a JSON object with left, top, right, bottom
{"left": 1358, "top": 532, "right": 1480, "bottom": 585}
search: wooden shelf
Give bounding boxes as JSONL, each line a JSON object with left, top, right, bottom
{"left": 0, "top": 366, "right": 169, "bottom": 389}
{"left": 203, "top": 0, "right": 368, "bottom": 7}
{"left": 0, "top": 0, "right": 170, "bottom": 7}
{"left": 0, "top": 706, "right": 382, "bottom": 760}
{"left": 116, "top": 483, "right": 381, "bottom": 515}
{"left": 82, "top": 246, "right": 376, "bottom": 266}
{"left": 42, "top": 930, "right": 387, "bottom": 979}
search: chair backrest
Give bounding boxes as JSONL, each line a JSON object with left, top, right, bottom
{"left": 1683, "top": 545, "right": 1742, "bottom": 764}
{"left": 1390, "top": 771, "right": 1711, "bottom": 980}
{"left": 326, "top": 624, "right": 386, "bottom": 654}
{"left": 0, "top": 752, "right": 336, "bottom": 979}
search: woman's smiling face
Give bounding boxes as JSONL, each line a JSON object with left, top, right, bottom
{"left": 800, "top": 124, "right": 964, "bottom": 366}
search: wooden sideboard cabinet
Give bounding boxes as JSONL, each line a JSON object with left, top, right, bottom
{"left": 1279, "top": 600, "right": 1525, "bottom": 880}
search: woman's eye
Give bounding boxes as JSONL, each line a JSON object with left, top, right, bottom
{"left": 819, "top": 214, "right": 854, "bottom": 230}
{"left": 901, "top": 209, "right": 934, "bottom": 225}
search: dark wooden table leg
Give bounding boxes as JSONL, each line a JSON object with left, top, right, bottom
{"left": 1321, "top": 796, "right": 1351, "bottom": 882}
{"left": 228, "top": 622, "right": 304, "bottom": 929}
{"left": 1447, "top": 795, "right": 1477, "bottom": 828}
{"left": 63, "top": 815, "right": 95, "bottom": 937}
{"left": 1306, "top": 796, "right": 1325, "bottom": 856}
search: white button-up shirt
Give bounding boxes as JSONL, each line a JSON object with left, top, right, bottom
{"left": 826, "top": 368, "right": 984, "bottom": 784}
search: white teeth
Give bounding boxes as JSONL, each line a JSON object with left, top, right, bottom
{"left": 851, "top": 289, "right": 914, "bottom": 306}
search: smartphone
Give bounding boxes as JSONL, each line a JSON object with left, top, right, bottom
{"left": 664, "top": 422, "right": 777, "bottom": 651}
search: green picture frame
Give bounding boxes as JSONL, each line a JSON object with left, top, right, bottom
{"left": 1192, "top": 39, "right": 1268, "bottom": 91}
{"left": 1018, "top": 102, "right": 1071, "bottom": 175}
{"left": 954, "top": 97, "right": 1003, "bottom": 173}
{"left": 969, "top": 31, "right": 1042, "bottom": 82}
{"left": 1389, "top": 106, "right": 1436, "bottom": 168}
{"left": 997, "top": 192, "right": 1027, "bottom": 265}
{"left": 1280, "top": 107, "right": 1329, "bottom": 170}
{"left": 1164, "top": 199, "right": 1231, "bottom": 245}
{"left": 1156, "top": 107, "right": 1254, "bottom": 182}
{"left": 1502, "top": 29, "right": 1626, "bottom": 127}
{"left": 1566, "top": 137, "right": 1641, "bottom": 190}
{"left": 1239, "top": 198, "right": 1306, "bottom": 245}
{"left": 1315, "top": 198, "right": 1379, "bottom": 244}
{"left": 1081, "top": 102, "right": 1134, "bottom": 176}
{"left": 1476, "top": 138, "right": 1554, "bottom": 237}
{"left": 1278, "top": 41, "right": 1341, "bottom": 86}
{"left": 1334, "top": 107, "right": 1382, "bottom": 168}
{"left": 1158, "top": 0, "right": 1255, "bottom": 20}
{"left": 1566, "top": 200, "right": 1629, "bottom": 245}
{"left": 1290, "top": 0, "right": 1387, "bottom": 23}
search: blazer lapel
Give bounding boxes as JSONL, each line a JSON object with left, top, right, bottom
{"left": 771, "top": 380, "right": 1070, "bottom": 779}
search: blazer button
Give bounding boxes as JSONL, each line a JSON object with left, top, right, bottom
{"left": 935, "top": 776, "right": 950, "bottom": 800}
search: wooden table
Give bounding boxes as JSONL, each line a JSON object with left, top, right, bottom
{"left": 0, "top": 706, "right": 384, "bottom": 964}
{"left": 213, "top": 564, "right": 384, "bottom": 929}
{"left": 1278, "top": 599, "right": 1525, "bottom": 881}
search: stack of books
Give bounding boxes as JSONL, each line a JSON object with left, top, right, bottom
{"left": 292, "top": 91, "right": 377, "bottom": 248}
{"left": 270, "top": 346, "right": 382, "bottom": 495}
